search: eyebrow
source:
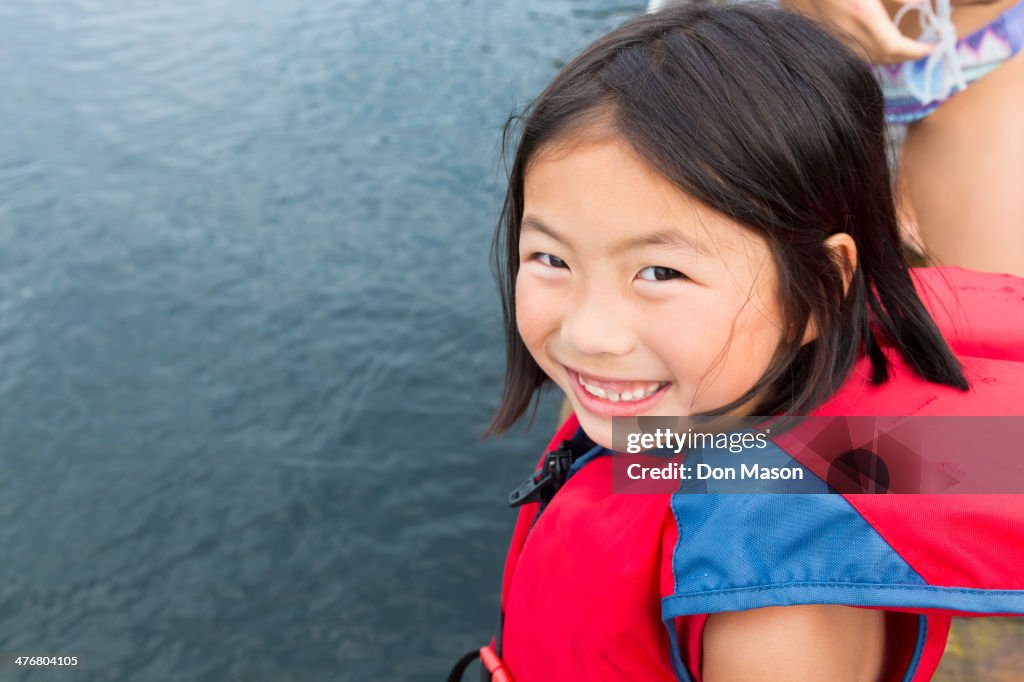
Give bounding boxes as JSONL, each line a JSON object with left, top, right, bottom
{"left": 521, "top": 214, "right": 711, "bottom": 258}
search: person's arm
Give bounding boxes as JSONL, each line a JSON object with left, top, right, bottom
{"left": 781, "top": 0, "right": 933, "bottom": 63}
{"left": 702, "top": 604, "right": 886, "bottom": 681}
{"left": 782, "top": 0, "right": 1003, "bottom": 64}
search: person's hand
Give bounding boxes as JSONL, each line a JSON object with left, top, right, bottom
{"left": 782, "top": 0, "right": 933, "bottom": 64}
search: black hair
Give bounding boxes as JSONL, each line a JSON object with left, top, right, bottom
{"left": 486, "top": 2, "right": 967, "bottom": 436}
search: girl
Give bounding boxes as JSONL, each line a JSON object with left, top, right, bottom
{"left": 453, "top": 4, "right": 1024, "bottom": 681}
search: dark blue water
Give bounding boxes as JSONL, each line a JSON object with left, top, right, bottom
{"left": 0, "top": 0, "right": 645, "bottom": 679}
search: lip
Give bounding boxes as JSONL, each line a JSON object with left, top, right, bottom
{"left": 564, "top": 367, "right": 671, "bottom": 418}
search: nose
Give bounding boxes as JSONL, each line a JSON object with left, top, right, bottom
{"left": 559, "top": 287, "right": 636, "bottom": 358}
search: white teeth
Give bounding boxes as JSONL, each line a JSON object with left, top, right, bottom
{"left": 576, "top": 373, "right": 667, "bottom": 403}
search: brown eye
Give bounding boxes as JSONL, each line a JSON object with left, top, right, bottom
{"left": 535, "top": 253, "right": 568, "bottom": 269}
{"left": 637, "top": 265, "right": 685, "bottom": 281}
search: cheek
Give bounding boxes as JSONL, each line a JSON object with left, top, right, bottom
{"left": 647, "top": 298, "right": 728, "bottom": 369}
{"left": 648, "top": 293, "right": 777, "bottom": 390}
{"left": 733, "top": 294, "right": 786, "bottom": 366}
{"left": 514, "top": 275, "right": 558, "bottom": 354}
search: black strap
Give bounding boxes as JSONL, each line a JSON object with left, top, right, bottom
{"left": 495, "top": 608, "right": 504, "bottom": 658}
{"left": 447, "top": 648, "right": 482, "bottom": 682}
{"left": 447, "top": 608, "right": 504, "bottom": 682}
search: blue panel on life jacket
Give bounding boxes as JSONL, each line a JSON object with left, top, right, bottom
{"left": 662, "top": 491, "right": 929, "bottom": 618}
{"left": 662, "top": 435, "right": 1024, "bottom": 618}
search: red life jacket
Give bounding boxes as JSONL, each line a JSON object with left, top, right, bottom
{"left": 492, "top": 267, "right": 1024, "bottom": 681}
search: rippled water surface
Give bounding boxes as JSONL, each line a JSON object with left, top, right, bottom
{"left": 0, "top": 1, "right": 646, "bottom": 679}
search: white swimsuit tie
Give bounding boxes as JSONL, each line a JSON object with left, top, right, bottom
{"left": 893, "top": 0, "right": 968, "bottom": 104}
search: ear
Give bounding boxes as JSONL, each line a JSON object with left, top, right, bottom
{"left": 801, "top": 233, "right": 858, "bottom": 345}
{"left": 824, "top": 232, "right": 858, "bottom": 295}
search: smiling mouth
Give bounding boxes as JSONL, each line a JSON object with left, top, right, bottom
{"left": 571, "top": 369, "right": 670, "bottom": 403}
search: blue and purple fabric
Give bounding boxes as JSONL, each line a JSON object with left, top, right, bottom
{"left": 876, "top": 0, "right": 1024, "bottom": 124}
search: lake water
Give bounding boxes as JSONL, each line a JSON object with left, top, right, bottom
{"left": 0, "top": 0, "right": 647, "bottom": 679}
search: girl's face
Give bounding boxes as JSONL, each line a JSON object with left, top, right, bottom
{"left": 517, "top": 134, "right": 787, "bottom": 449}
